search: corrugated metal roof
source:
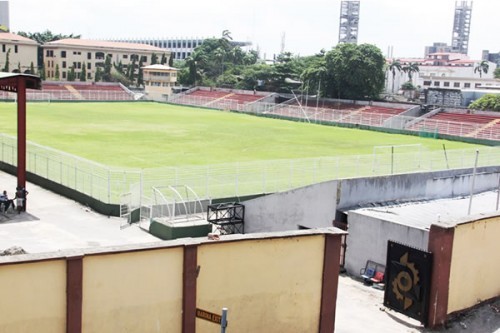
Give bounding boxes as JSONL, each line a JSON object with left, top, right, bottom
{"left": 44, "top": 38, "right": 166, "bottom": 52}
{"left": 348, "top": 191, "right": 500, "bottom": 229}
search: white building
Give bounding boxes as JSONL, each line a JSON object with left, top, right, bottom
{"left": 0, "top": 32, "right": 38, "bottom": 73}
{"left": 386, "top": 53, "right": 498, "bottom": 94}
{"left": 142, "top": 64, "right": 178, "bottom": 101}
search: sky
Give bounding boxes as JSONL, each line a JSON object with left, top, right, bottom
{"left": 7, "top": 0, "right": 500, "bottom": 60}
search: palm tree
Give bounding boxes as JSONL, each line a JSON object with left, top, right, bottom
{"left": 388, "top": 59, "right": 402, "bottom": 94}
{"left": 474, "top": 60, "right": 489, "bottom": 78}
{"left": 402, "top": 62, "right": 420, "bottom": 84}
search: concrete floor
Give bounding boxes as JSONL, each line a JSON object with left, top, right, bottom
{"left": 0, "top": 171, "right": 159, "bottom": 253}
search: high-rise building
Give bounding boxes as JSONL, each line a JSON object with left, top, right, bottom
{"left": 0, "top": 1, "right": 9, "bottom": 31}
{"left": 451, "top": 1, "right": 473, "bottom": 55}
{"left": 338, "top": 1, "right": 360, "bottom": 44}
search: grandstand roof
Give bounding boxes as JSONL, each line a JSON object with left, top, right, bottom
{"left": 348, "top": 190, "right": 499, "bottom": 229}
{"left": 44, "top": 38, "right": 166, "bottom": 53}
{"left": 0, "top": 32, "right": 38, "bottom": 45}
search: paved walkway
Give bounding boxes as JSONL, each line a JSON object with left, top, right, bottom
{"left": 0, "top": 171, "right": 159, "bottom": 253}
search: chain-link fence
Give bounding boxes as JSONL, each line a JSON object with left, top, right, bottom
{"left": 1, "top": 133, "right": 500, "bottom": 208}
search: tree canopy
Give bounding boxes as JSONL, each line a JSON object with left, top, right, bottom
{"left": 469, "top": 94, "right": 500, "bottom": 111}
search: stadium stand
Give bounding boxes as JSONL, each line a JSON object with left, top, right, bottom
{"left": 29, "top": 82, "right": 135, "bottom": 101}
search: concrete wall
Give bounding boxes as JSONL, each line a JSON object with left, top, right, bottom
{"left": 0, "top": 259, "right": 66, "bottom": 333}
{"left": 243, "top": 180, "right": 338, "bottom": 233}
{"left": 82, "top": 248, "right": 184, "bottom": 332}
{"left": 0, "top": 229, "right": 345, "bottom": 333}
{"left": 243, "top": 167, "right": 500, "bottom": 234}
{"left": 345, "top": 211, "right": 429, "bottom": 275}
{"left": 447, "top": 216, "right": 500, "bottom": 314}
{"left": 196, "top": 235, "right": 325, "bottom": 332}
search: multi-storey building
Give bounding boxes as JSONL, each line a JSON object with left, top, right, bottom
{"left": 108, "top": 37, "right": 251, "bottom": 60}
{"left": 386, "top": 53, "right": 498, "bottom": 94}
{"left": 451, "top": 1, "right": 473, "bottom": 55}
{"left": 142, "top": 64, "right": 178, "bottom": 101}
{"left": 0, "top": 32, "right": 38, "bottom": 73}
{"left": 42, "top": 39, "right": 169, "bottom": 82}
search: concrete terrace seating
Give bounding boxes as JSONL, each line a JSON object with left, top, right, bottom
{"left": 39, "top": 83, "right": 133, "bottom": 101}
{"left": 407, "top": 111, "right": 500, "bottom": 139}
{"left": 225, "top": 93, "right": 263, "bottom": 105}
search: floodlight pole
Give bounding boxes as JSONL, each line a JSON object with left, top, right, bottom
{"left": 17, "top": 76, "right": 27, "bottom": 192}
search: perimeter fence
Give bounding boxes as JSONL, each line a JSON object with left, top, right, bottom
{"left": 1, "top": 134, "right": 500, "bottom": 211}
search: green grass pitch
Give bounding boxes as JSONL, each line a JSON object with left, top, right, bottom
{"left": 0, "top": 102, "right": 480, "bottom": 168}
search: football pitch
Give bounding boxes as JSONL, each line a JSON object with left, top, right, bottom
{"left": 0, "top": 101, "right": 480, "bottom": 169}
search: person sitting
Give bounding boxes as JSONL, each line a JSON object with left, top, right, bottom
{"left": 0, "top": 190, "right": 15, "bottom": 212}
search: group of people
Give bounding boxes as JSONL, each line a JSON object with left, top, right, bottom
{"left": 0, "top": 187, "right": 29, "bottom": 213}
{"left": 0, "top": 190, "right": 16, "bottom": 212}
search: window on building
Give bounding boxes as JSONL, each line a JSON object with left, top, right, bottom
{"left": 2, "top": 44, "right": 5, "bottom": 52}
{"left": 87, "top": 73, "right": 92, "bottom": 79}
{"left": 454, "top": 82, "right": 460, "bottom": 88}
{"left": 464, "top": 83, "right": 471, "bottom": 88}
{"left": 123, "top": 54, "right": 128, "bottom": 59}
{"left": 46, "top": 50, "right": 54, "bottom": 57}
{"left": 423, "top": 81, "right": 431, "bottom": 86}
{"left": 77, "top": 62, "right": 81, "bottom": 69}
{"left": 188, "top": 41, "right": 192, "bottom": 48}
{"left": 443, "top": 82, "right": 450, "bottom": 87}
{"left": 87, "top": 63, "right": 91, "bottom": 70}
{"left": 434, "top": 81, "right": 440, "bottom": 87}
{"left": 62, "top": 61, "right": 66, "bottom": 69}
{"left": 62, "top": 72, "right": 66, "bottom": 79}
{"left": 95, "top": 52, "right": 105, "bottom": 60}
{"left": 141, "top": 56, "right": 147, "bottom": 62}
{"left": 61, "top": 51, "right": 66, "bottom": 58}
{"left": 87, "top": 52, "right": 92, "bottom": 60}
{"left": 475, "top": 83, "right": 481, "bottom": 88}
{"left": 14, "top": 45, "right": 17, "bottom": 53}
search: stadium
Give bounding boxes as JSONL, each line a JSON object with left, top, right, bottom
{"left": 1, "top": 79, "right": 499, "bottom": 330}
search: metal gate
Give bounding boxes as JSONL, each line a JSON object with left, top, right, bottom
{"left": 383, "top": 241, "right": 433, "bottom": 326}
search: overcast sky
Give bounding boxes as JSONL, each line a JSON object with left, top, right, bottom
{"left": 8, "top": 0, "right": 499, "bottom": 60}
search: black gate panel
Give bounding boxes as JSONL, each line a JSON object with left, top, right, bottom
{"left": 384, "top": 241, "right": 433, "bottom": 325}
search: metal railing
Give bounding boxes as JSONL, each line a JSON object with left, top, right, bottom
{"left": 1, "top": 133, "right": 500, "bottom": 209}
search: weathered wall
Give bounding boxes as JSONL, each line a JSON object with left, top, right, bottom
{"left": 337, "top": 167, "right": 500, "bottom": 210}
{"left": 345, "top": 212, "right": 429, "bottom": 275}
{"left": 0, "top": 229, "right": 344, "bottom": 333}
{"left": 0, "top": 260, "right": 66, "bottom": 333}
{"left": 447, "top": 216, "right": 500, "bottom": 314}
{"left": 196, "top": 236, "right": 325, "bottom": 333}
{"left": 244, "top": 180, "right": 338, "bottom": 233}
{"left": 82, "top": 248, "right": 184, "bottom": 333}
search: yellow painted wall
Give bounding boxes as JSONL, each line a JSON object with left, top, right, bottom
{"left": 448, "top": 217, "right": 500, "bottom": 313}
{"left": 196, "top": 235, "right": 325, "bottom": 333}
{"left": 82, "top": 248, "right": 184, "bottom": 333}
{"left": 0, "top": 260, "right": 66, "bottom": 333}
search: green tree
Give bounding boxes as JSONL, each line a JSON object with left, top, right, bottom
{"left": 17, "top": 62, "right": 21, "bottom": 73}
{"left": 151, "top": 53, "right": 158, "bottom": 65}
{"left": 325, "top": 43, "right": 386, "bottom": 100}
{"left": 55, "top": 64, "right": 60, "bottom": 80}
{"left": 474, "top": 60, "right": 489, "bottom": 78}
{"left": 168, "top": 55, "right": 174, "bottom": 67}
{"left": 38, "top": 63, "right": 46, "bottom": 80}
{"left": 128, "top": 57, "right": 137, "bottom": 82}
{"left": 30, "top": 61, "right": 35, "bottom": 75}
{"left": 95, "top": 67, "right": 103, "bottom": 82}
{"left": 184, "top": 51, "right": 207, "bottom": 86}
{"left": 103, "top": 55, "right": 112, "bottom": 82}
{"left": 137, "top": 57, "right": 144, "bottom": 87}
{"left": 160, "top": 53, "right": 167, "bottom": 65}
{"left": 80, "top": 62, "right": 87, "bottom": 81}
{"left": 469, "top": 94, "right": 500, "bottom": 111}
{"left": 388, "top": 59, "right": 402, "bottom": 94}
{"left": 402, "top": 62, "right": 420, "bottom": 83}
{"left": 495, "top": 67, "right": 500, "bottom": 79}
{"left": 2, "top": 48, "right": 10, "bottom": 72}
{"left": 67, "top": 66, "right": 76, "bottom": 81}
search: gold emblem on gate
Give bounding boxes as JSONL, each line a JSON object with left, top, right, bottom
{"left": 392, "top": 252, "right": 419, "bottom": 310}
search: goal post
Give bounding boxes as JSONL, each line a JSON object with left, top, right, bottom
{"left": 372, "top": 144, "right": 425, "bottom": 175}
